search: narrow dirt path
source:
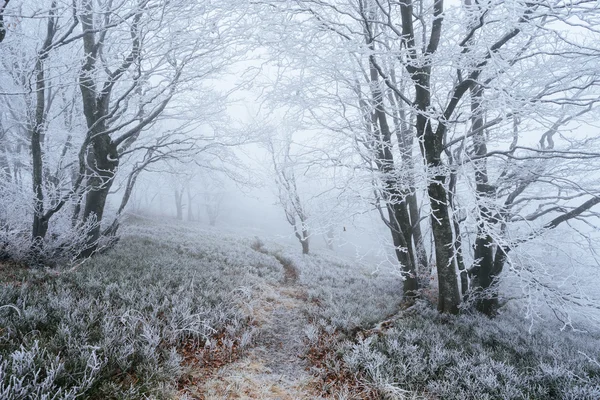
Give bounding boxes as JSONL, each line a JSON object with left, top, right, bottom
{"left": 181, "top": 278, "right": 327, "bottom": 399}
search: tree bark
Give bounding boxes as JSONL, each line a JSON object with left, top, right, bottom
{"left": 468, "top": 84, "right": 499, "bottom": 315}
{"left": 397, "top": 0, "right": 461, "bottom": 313}
{"left": 31, "top": 5, "right": 57, "bottom": 250}
{"left": 186, "top": 186, "right": 194, "bottom": 221}
{"left": 76, "top": 0, "right": 141, "bottom": 257}
{"left": 300, "top": 236, "right": 309, "bottom": 255}
{"left": 79, "top": 133, "right": 119, "bottom": 257}
{"left": 362, "top": 7, "right": 418, "bottom": 300}
{"left": 415, "top": 79, "right": 461, "bottom": 314}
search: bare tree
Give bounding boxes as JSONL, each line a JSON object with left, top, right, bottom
{"left": 256, "top": 0, "right": 600, "bottom": 318}
{"left": 267, "top": 133, "right": 310, "bottom": 254}
{"left": 0, "top": 0, "right": 247, "bottom": 261}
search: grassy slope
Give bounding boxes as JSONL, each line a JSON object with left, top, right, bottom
{"left": 343, "top": 304, "right": 600, "bottom": 399}
{"left": 254, "top": 234, "right": 600, "bottom": 400}
{"left": 0, "top": 218, "right": 284, "bottom": 399}
{"left": 1, "top": 217, "right": 600, "bottom": 399}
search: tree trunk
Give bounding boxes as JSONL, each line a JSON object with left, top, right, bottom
{"left": 301, "top": 236, "right": 309, "bottom": 255}
{"left": 427, "top": 177, "right": 461, "bottom": 314}
{"left": 387, "top": 66, "right": 430, "bottom": 284}
{"left": 186, "top": 186, "right": 194, "bottom": 221}
{"left": 103, "top": 163, "right": 144, "bottom": 238}
{"left": 416, "top": 79, "right": 461, "bottom": 314}
{"left": 294, "top": 220, "right": 310, "bottom": 254}
{"left": 175, "top": 189, "right": 184, "bottom": 220}
{"left": 79, "top": 133, "right": 119, "bottom": 258}
{"left": 364, "top": 24, "right": 418, "bottom": 300}
{"left": 398, "top": 120, "right": 428, "bottom": 285}
{"left": 31, "top": 9, "right": 57, "bottom": 247}
{"left": 387, "top": 199, "right": 419, "bottom": 298}
{"left": 76, "top": 0, "right": 142, "bottom": 257}
{"left": 468, "top": 84, "right": 500, "bottom": 315}
{"left": 31, "top": 118, "right": 47, "bottom": 241}
{"left": 325, "top": 226, "right": 334, "bottom": 250}
{"left": 0, "top": 143, "right": 10, "bottom": 183}
{"left": 447, "top": 160, "right": 469, "bottom": 298}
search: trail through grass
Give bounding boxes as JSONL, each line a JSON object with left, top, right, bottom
{"left": 181, "top": 282, "right": 325, "bottom": 399}
{"left": 4, "top": 217, "right": 598, "bottom": 399}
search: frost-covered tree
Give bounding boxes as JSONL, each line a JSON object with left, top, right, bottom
{"left": 255, "top": 0, "right": 600, "bottom": 318}
{"left": 0, "top": 0, "right": 247, "bottom": 261}
{"left": 266, "top": 132, "right": 311, "bottom": 254}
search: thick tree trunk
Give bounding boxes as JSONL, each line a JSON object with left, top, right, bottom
{"left": 396, "top": 0, "right": 461, "bottom": 313}
{"left": 427, "top": 176, "right": 461, "bottom": 314}
{"left": 31, "top": 121, "right": 47, "bottom": 241}
{"left": 30, "top": 10, "right": 57, "bottom": 247}
{"left": 79, "top": 133, "right": 119, "bottom": 258}
{"left": 31, "top": 122, "right": 49, "bottom": 244}
{"left": 76, "top": 0, "right": 142, "bottom": 258}
{"left": 467, "top": 84, "right": 500, "bottom": 315}
{"left": 416, "top": 80, "right": 461, "bottom": 314}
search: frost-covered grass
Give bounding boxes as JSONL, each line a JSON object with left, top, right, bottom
{"left": 0, "top": 217, "right": 282, "bottom": 399}
{"left": 255, "top": 240, "right": 600, "bottom": 399}
{"left": 255, "top": 241, "right": 403, "bottom": 331}
{"left": 3, "top": 215, "right": 599, "bottom": 399}
{"left": 343, "top": 303, "right": 600, "bottom": 399}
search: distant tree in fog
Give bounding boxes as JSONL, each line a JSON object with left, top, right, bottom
{"left": 266, "top": 132, "right": 310, "bottom": 254}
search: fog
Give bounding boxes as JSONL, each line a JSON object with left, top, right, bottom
{"left": 4, "top": 0, "right": 600, "bottom": 397}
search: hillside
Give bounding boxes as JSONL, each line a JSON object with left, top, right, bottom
{"left": 1, "top": 217, "right": 599, "bottom": 399}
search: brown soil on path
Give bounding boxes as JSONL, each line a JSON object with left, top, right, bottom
{"left": 179, "top": 282, "right": 328, "bottom": 400}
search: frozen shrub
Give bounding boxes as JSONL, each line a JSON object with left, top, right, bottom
{"left": 0, "top": 340, "right": 102, "bottom": 399}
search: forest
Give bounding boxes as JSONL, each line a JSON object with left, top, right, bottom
{"left": 1, "top": 0, "right": 600, "bottom": 398}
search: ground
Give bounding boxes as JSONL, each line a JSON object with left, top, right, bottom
{"left": 2, "top": 217, "right": 600, "bottom": 399}
{"left": 182, "top": 283, "right": 324, "bottom": 399}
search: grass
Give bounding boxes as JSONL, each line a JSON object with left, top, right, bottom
{"left": 256, "top": 235, "right": 600, "bottom": 399}
{"left": 1, "top": 216, "right": 600, "bottom": 399}
{"left": 339, "top": 303, "right": 600, "bottom": 399}
{"left": 255, "top": 239, "right": 403, "bottom": 332}
{"left": 0, "top": 218, "right": 283, "bottom": 399}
